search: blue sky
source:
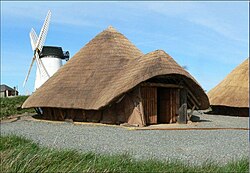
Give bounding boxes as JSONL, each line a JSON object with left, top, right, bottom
{"left": 1, "top": 1, "right": 249, "bottom": 95}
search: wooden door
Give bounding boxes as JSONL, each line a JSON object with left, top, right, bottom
{"left": 141, "top": 87, "right": 157, "bottom": 125}
{"left": 157, "top": 88, "right": 179, "bottom": 123}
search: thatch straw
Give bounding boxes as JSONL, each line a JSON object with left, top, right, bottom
{"left": 208, "top": 58, "right": 249, "bottom": 108}
{"left": 22, "top": 26, "right": 209, "bottom": 110}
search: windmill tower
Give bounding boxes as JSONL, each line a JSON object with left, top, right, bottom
{"left": 23, "top": 10, "right": 69, "bottom": 90}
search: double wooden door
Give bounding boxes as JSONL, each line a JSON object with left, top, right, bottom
{"left": 141, "top": 86, "right": 179, "bottom": 125}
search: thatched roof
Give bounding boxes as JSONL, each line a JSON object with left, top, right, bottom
{"left": 208, "top": 58, "right": 249, "bottom": 108}
{"left": 22, "top": 26, "right": 209, "bottom": 110}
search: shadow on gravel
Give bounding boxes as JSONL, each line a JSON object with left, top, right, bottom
{"left": 190, "top": 115, "right": 212, "bottom": 123}
{"left": 32, "top": 114, "right": 44, "bottom": 120}
{"left": 32, "top": 114, "right": 214, "bottom": 124}
{"left": 204, "top": 106, "right": 249, "bottom": 117}
{"left": 197, "top": 119, "right": 212, "bottom": 122}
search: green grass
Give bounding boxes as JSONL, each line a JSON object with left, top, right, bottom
{"left": 0, "top": 96, "right": 35, "bottom": 119}
{"left": 1, "top": 135, "right": 249, "bottom": 173}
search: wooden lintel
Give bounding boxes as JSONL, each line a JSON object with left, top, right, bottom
{"left": 141, "top": 82, "right": 183, "bottom": 88}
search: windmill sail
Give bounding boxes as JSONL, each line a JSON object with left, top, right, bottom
{"left": 24, "top": 10, "right": 69, "bottom": 90}
{"left": 36, "top": 10, "right": 51, "bottom": 51}
{"left": 29, "top": 28, "right": 38, "bottom": 51}
{"left": 23, "top": 10, "right": 51, "bottom": 88}
{"left": 23, "top": 56, "right": 36, "bottom": 87}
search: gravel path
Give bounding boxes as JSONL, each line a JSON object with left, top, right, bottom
{"left": 1, "top": 114, "right": 249, "bottom": 165}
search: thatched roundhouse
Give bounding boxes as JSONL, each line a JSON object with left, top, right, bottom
{"left": 22, "top": 26, "right": 209, "bottom": 126}
{"left": 208, "top": 58, "right": 249, "bottom": 117}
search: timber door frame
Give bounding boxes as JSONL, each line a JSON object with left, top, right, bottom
{"left": 140, "top": 83, "right": 182, "bottom": 125}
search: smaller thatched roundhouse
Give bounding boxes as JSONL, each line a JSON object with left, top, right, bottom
{"left": 22, "top": 26, "right": 209, "bottom": 126}
{"left": 208, "top": 58, "right": 249, "bottom": 116}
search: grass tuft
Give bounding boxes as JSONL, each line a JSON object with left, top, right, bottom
{"left": 0, "top": 135, "right": 249, "bottom": 173}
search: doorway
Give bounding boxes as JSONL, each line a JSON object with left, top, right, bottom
{"left": 157, "top": 88, "right": 179, "bottom": 124}
{"left": 141, "top": 86, "right": 180, "bottom": 125}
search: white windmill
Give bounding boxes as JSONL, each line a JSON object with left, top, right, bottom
{"left": 23, "top": 10, "right": 69, "bottom": 90}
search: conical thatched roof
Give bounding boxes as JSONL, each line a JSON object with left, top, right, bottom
{"left": 208, "top": 58, "right": 249, "bottom": 108}
{"left": 22, "top": 26, "right": 209, "bottom": 110}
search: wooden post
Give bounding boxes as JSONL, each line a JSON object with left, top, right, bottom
{"left": 178, "top": 88, "right": 187, "bottom": 124}
{"left": 138, "top": 87, "right": 146, "bottom": 126}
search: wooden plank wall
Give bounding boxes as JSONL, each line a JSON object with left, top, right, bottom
{"left": 175, "top": 89, "right": 180, "bottom": 123}
{"left": 169, "top": 88, "right": 178, "bottom": 123}
{"left": 141, "top": 86, "right": 157, "bottom": 124}
{"left": 172, "top": 88, "right": 180, "bottom": 123}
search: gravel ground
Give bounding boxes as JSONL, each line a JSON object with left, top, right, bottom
{"left": 1, "top": 114, "right": 249, "bottom": 165}
{"left": 143, "top": 113, "right": 249, "bottom": 129}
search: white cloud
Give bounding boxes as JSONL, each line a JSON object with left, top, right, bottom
{"left": 135, "top": 2, "right": 248, "bottom": 43}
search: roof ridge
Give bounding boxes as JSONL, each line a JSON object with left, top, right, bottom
{"left": 105, "top": 25, "right": 118, "bottom": 32}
